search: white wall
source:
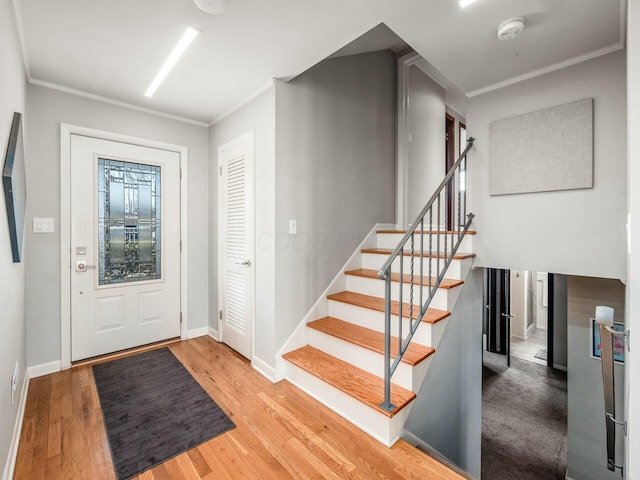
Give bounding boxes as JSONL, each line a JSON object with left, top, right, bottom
{"left": 566, "top": 275, "right": 625, "bottom": 480}
{"left": 626, "top": 0, "right": 640, "bottom": 476}
{"left": 0, "top": 0, "right": 27, "bottom": 476}
{"left": 208, "top": 87, "right": 276, "bottom": 361}
{"left": 406, "top": 66, "right": 446, "bottom": 223}
{"left": 25, "top": 85, "right": 209, "bottom": 367}
{"left": 467, "top": 50, "right": 626, "bottom": 281}
{"left": 273, "top": 51, "right": 397, "bottom": 367}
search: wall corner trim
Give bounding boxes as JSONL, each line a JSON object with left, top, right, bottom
{"left": 252, "top": 356, "right": 282, "bottom": 384}
{"left": 207, "top": 327, "right": 220, "bottom": 341}
{"left": 2, "top": 371, "right": 29, "bottom": 480}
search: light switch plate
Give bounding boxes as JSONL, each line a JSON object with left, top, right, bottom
{"left": 33, "top": 217, "right": 54, "bottom": 233}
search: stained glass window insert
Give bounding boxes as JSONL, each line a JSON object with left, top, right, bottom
{"left": 98, "top": 158, "right": 161, "bottom": 285}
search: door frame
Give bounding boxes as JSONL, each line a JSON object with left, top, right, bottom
{"left": 60, "top": 124, "right": 189, "bottom": 369}
{"left": 217, "top": 131, "right": 256, "bottom": 360}
{"left": 396, "top": 52, "right": 449, "bottom": 228}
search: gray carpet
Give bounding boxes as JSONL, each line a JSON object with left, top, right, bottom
{"left": 482, "top": 352, "right": 567, "bottom": 480}
{"left": 93, "top": 348, "right": 235, "bottom": 480}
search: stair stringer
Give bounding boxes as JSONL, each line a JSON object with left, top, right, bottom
{"left": 274, "top": 223, "right": 395, "bottom": 380}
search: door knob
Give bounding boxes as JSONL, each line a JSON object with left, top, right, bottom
{"left": 235, "top": 259, "right": 251, "bottom": 266}
{"left": 76, "top": 260, "right": 96, "bottom": 272}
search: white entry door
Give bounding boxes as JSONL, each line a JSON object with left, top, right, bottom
{"left": 70, "top": 134, "right": 181, "bottom": 361}
{"left": 218, "top": 132, "right": 254, "bottom": 359}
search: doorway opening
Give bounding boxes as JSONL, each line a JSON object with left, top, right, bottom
{"left": 481, "top": 267, "right": 568, "bottom": 480}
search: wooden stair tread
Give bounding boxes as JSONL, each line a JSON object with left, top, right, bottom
{"left": 283, "top": 346, "right": 415, "bottom": 417}
{"left": 361, "top": 248, "right": 475, "bottom": 260}
{"left": 377, "top": 229, "right": 476, "bottom": 235}
{"left": 345, "top": 268, "right": 463, "bottom": 289}
{"left": 327, "top": 291, "right": 450, "bottom": 324}
{"left": 308, "top": 317, "right": 435, "bottom": 366}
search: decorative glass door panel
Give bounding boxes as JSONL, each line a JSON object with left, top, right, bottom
{"left": 97, "top": 158, "right": 161, "bottom": 285}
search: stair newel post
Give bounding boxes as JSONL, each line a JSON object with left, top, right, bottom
{"left": 380, "top": 268, "right": 396, "bottom": 412}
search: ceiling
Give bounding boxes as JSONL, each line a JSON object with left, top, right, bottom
{"left": 15, "top": 0, "right": 625, "bottom": 126}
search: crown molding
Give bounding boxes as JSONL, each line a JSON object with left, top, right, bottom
{"left": 29, "top": 78, "right": 209, "bottom": 127}
{"left": 467, "top": 43, "right": 625, "bottom": 98}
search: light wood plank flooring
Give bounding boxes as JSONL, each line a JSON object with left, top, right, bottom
{"left": 13, "top": 336, "right": 467, "bottom": 479}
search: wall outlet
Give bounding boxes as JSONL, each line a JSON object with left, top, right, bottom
{"left": 11, "top": 362, "right": 18, "bottom": 405}
{"left": 288, "top": 219, "right": 297, "bottom": 235}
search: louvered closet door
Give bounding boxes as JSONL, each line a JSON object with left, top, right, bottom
{"left": 218, "top": 133, "right": 254, "bottom": 359}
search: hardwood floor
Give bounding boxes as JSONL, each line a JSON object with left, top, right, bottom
{"left": 13, "top": 336, "right": 467, "bottom": 479}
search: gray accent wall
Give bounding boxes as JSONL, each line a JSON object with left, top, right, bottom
{"left": 466, "top": 50, "right": 626, "bottom": 281}
{"left": 406, "top": 66, "right": 446, "bottom": 223}
{"left": 0, "top": 0, "right": 27, "bottom": 475}
{"left": 566, "top": 275, "right": 625, "bottom": 480}
{"left": 25, "top": 85, "right": 209, "bottom": 367}
{"left": 402, "top": 268, "right": 483, "bottom": 478}
{"left": 209, "top": 87, "right": 276, "bottom": 362}
{"left": 273, "top": 51, "right": 397, "bottom": 367}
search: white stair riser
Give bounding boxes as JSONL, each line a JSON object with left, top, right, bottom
{"left": 327, "top": 300, "right": 449, "bottom": 349}
{"left": 345, "top": 275, "right": 460, "bottom": 311}
{"left": 361, "top": 253, "right": 471, "bottom": 280}
{"left": 307, "top": 328, "right": 433, "bottom": 391}
{"left": 284, "top": 361, "right": 413, "bottom": 447}
{"left": 377, "top": 233, "right": 473, "bottom": 252}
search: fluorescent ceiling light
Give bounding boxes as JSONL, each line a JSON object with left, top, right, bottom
{"left": 144, "top": 26, "right": 198, "bottom": 98}
{"left": 459, "top": 0, "right": 478, "bottom": 7}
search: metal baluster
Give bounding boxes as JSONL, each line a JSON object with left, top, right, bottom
{"left": 419, "top": 218, "right": 424, "bottom": 318}
{"left": 410, "top": 233, "right": 415, "bottom": 339}
{"left": 428, "top": 209, "right": 433, "bottom": 312}
{"left": 380, "top": 271, "right": 394, "bottom": 412}
{"left": 437, "top": 195, "right": 441, "bottom": 281}
{"left": 399, "top": 247, "right": 404, "bottom": 353}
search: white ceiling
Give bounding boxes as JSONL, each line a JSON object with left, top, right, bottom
{"left": 15, "top": 0, "right": 624, "bottom": 125}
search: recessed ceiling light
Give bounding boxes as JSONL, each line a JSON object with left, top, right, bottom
{"left": 144, "top": 26, "right": 198, "bottom": 98}
{"left": 459, "top": 0, "right": 478, "bottom": 8}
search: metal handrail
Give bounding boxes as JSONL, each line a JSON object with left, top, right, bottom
{"left": 378, "top": 137, "right": 476, "bottom": 412}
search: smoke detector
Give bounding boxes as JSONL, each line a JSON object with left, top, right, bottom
{"left": 194, "top": 0, "right": 226, "bottom": 15}
{"left": 497, "top": 18, "right": 525, "bottom": 40}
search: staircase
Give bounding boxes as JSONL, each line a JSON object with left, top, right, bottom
{"left": 282, "top": 227, "right": 476, "bottom": 446}
{"left": 280, "top": 137, "right": 477, "bottom": 447}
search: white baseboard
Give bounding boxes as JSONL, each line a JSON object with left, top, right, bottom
{"left": 27, "top": 360, "right": 61, "bottom": 378}
{"left": 252, "top": 356, "right": 282, "bottom": 383}
{"left": 554, "top": 363, "right": 568, "bottom": 372}
{"left": 187, "top": 326, "right": 209, "bottom": 339}
{"left": 208, "top": 327, "right": 220, "bottom": 341}
{"left": 2, "top": 372, "right": 29, "bottom": 480}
